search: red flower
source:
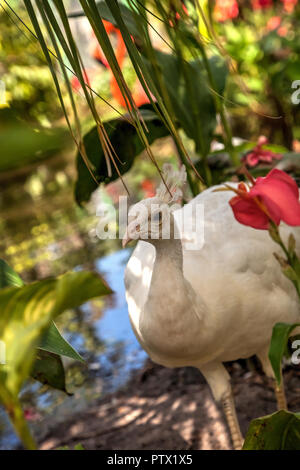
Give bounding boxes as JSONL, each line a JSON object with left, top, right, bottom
{"left": 242, "top": 136, "right": 282, "bottom": 167}
{"left": 214, "top": 0, "right": 239, "bottom": 22}
{"left": 252, "top": 0, "right": 273, "bottom": 9}
{"left": 229, "top": 169, "right": 300, "bottom": 230}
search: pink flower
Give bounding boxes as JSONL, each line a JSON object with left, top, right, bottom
{"left": 242, "top": 136, "right": 282, "bottom": 167}
{"left": 229, "top": 169, "right": 300, "bottom": 230}
{"left": 24, "top": 407, "right": 41, "bottom": 422}
{"left": 213, "top": 0, "right": 239, "bottom": 22}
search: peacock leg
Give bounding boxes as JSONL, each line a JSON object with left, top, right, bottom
{"left": 274, "top": 379, "right": 287, "bottom": 410}
{"left": 199, "top": 362, "right": 243, "bottom": 450}
{"left": 222, "top": 392, "right": 244, "bottom": 450}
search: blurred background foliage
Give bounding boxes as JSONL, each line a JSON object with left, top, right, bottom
{"left": 219, "top": 0, "right": 300, "bottom": 148}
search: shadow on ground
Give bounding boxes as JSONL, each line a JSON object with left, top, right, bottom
{"left": 39, "top": 361, "right": 300, "bottom": 450}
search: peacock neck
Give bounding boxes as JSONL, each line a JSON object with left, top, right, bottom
{"left": 149, "top": 213, "right": 183, "bottom": 274}
{"left": 147, "top": 215, "right": 185, "bottom": 295}
{"left": 151, "top": 237, "right": 183, "bottom": 270}
{"left": 140, "top": 215, "right": 207, "bottom": 364}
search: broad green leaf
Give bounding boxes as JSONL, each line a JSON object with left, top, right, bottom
{"left": 0, "top": 109, "right": 68, "bottom": 173}
{"left": 40, "top": 322, "right": 84, "bottom": 362}
{"left": 75, "top": 105, "right": 171, "bottom": 205}
{"left": 0, "top": 259, "right": 85, "bottom": 364}
{"left": 243, "top": 410, "right": 300, "bottom": 450}
{"left": 0, "top": 260, "right": 72, "bottom": 392}
{"left": 0, "top": 259, "right": 23, "bottom": 288}
{"left": 68, "top": 1, "right": 141, "bottom": 41}
{"left": 269, "top": 322, "right": 300, "bottom": 384}
{"left": 31, "top": 349, "right": 67, "bottom": 393}
{"left": 0, "top": 271, "right": 110, "bottom": 397}
{"left": 0, "top": 271, "right": 111, "bottom": 448}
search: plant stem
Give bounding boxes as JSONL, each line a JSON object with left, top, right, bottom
{"left": 9, "top": 400, "right": 37, "bottom": 450}
{"left": 271, "top": 223, "right": 300, "bottom": 299}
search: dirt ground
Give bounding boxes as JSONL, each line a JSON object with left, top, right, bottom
{"left": 39, "top": 360, "right": 300, "bottom": 450}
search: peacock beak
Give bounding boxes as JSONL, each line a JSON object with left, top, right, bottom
{"left": 122, "top": 230, "right": 132, "bottom": 248}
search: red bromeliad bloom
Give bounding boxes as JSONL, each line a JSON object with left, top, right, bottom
{"left": 242, "top": 136, "right": 282, "bottom": 167}
{"left": 141, "top": 179, "right": 155, "bottom": 198}
{"left": 252, "top": 0, "right": 273, "bottom": 9}
{"left": 91, "top": 21, "right": 149, "bottom": 108}
{"left": 213, "top": 0, "right": 239, "bottom": 22}
{"left": 229, "top": 169, "right": 300, "bottom": 230}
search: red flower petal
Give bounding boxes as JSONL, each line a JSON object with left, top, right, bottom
{"left": 251, "top": 169, "right": 300, "bottom": 226}
{"left": 229, "top": 196, "right": 271, "bottom": 229}
{"left": 266, "top": 169, "right": 299, "bottom": 197}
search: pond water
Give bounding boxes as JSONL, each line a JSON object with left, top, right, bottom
{"left": 0, "top": 246, "right": 147, "bottom": 449}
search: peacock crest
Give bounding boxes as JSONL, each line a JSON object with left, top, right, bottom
{"left": 155, "top": 164, "right": 187, "bottom": 205}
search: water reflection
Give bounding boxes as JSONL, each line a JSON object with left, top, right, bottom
{"left": 95, "top": 250, "right": 147, "bottom": 393}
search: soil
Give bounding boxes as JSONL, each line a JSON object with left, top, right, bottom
{"left": 38, "top": 359, "right": 300, "bottom": 450}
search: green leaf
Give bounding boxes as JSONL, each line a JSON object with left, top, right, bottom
{"left": 143, "top": 51, "right": 227, "bottom": 156}
{"left": 57, "top": 443, "right": 85, "bottom": 450}
{"left": 31, "top": 349, "right": 68, "bottom": 393}
{"left": 243, "top": 410, "right": 300, "bottom": 450}
{"left": 74, "top": 443, "right": 85, "bottom": 450}
{"left": 0, "top": 260, "right": 71, "bottom": 392}
{"left": 0, "top": 109, "right": 68, "bottom": 173}
{"left": 0, "top": 271, "right": 111, "bottom": 448}
{"left": 0, "top": 271, "right": 109, "bottom": 398}
{"left": 0, "top": 259, "right": 87, "bottom": 364}
{"left": 0, "top": 259, "right": 23, "bottom": 288}
{"left": 75, "top": 105, "right": 171, "bottom": 205}
{"left": 269, "top": 322, "right": 300, "bottom": 384}
{"left": 68, "top": 1, "right": 141, "bottom": 41}
{"left": 40, "top": 322, "right": 84, "bottom": 363}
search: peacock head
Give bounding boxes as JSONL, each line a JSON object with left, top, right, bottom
{"left": 122, "top": 164, "right": 186, "bottom": 247}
